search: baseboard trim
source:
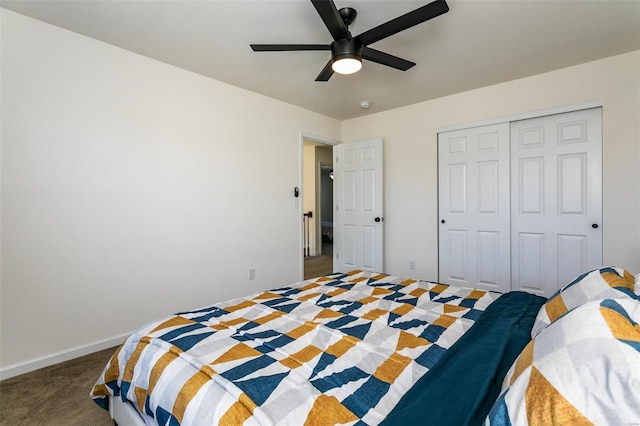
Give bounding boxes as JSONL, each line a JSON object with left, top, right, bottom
{"left": 0, "top": 333, "right": 129, "bottom": 381}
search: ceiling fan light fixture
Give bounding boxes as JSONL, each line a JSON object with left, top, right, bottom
{"left": 331, "top": 38, "right": 363, "bottom": 75}
{"left": 332, "top": 56, "right": 362, "bottom": 74}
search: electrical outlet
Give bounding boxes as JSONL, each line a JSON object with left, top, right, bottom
{"left": 248, "top": 267, "right": 255, "bottom": 280}
{"left": 409, "top": 259, "right": 416, "bottom": 270}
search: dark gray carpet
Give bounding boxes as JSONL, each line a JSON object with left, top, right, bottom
{"left": 0, "top": 347, "right": 116, "bottom": 425}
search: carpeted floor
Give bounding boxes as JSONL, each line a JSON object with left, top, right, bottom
{"left": 304, "top": 254, "right": 333, "bottom": 280}
{"left": 0, "top": 347, "right": 117, "bottom": 425}
{"left": 304, "top": 243, "right": 333, "bottom": 280}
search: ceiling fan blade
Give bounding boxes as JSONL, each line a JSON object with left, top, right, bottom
{"left": 362, "top": 47, "right": 415, "bottom": 71}
{"left": 315, "top": 60, "right": 335, "bottom": 81}
{"left": 311, "top": 0, "right": 350, "bottom": 41}
{"left": 251, "top": 44, "right": 331, "bottom": 52}
{"left": 356, "top": 0, "right": 449, "bottom": 46}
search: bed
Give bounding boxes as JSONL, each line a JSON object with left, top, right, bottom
{"left": 91, "top": 268, "right": 640, "bottom": 425}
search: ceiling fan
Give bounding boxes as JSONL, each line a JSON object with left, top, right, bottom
{"left": 250, "top": 0, "right": 449, "bottom": 81}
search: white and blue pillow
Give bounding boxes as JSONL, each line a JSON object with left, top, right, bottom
{"left": 530, "top": 266, "right": 637, "bottom": 338}
{"left": 486, "top": 297, "right": 640, "bottom": 425}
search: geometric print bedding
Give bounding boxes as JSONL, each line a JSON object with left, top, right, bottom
{"left": 530, "top": 266, "right": 637, "bottom": 338}
{"left": 486, "top": 297, "right": 640, "bottom": 425}
{"left": 91, "top": 270, "right": 500, "bottom": 425}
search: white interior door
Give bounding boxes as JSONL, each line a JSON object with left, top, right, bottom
{"left": 511, "top": 108, "right": 602, "bottom": 296}
{"left": 438, "top": 124, "right": 511, "bottom": 292}
{"left": 333, "top": 139, "right": 384, "bottom": 273}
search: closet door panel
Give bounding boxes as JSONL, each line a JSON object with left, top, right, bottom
{"left": 519, "top": 157, "right": 545, "bottom": 214}
{"left": 478, "top": 161, "right": 499, "bottom": 214}
{"left": 438, "top": 124, "right": 511, "bottom": 292}
{"left": 557, "top": 234, "right": 587, "bottom": 285}
{"left": 558, "top": 154, "right": 586, "bottom": 215}
{"left": 448, "top": 164, "right": 467, "bottom": 213}
{"left": 516, "top": 232, "right": 546, "bottom": 294}
{"left": 511, "top": 108, "right": 602, "bottom": 295}
{"left": 446, "top": 229, "right": 468, "bottom": 283}
{"left": 477, "top": 231, "right": 500, "bottom": 286}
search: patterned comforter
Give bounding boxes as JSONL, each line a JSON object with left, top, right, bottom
{"left": 91, "top": 271, "right": 501, "bottom": 425}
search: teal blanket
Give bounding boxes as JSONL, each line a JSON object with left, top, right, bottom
{"left": 381, "top": 291, "right": 545, "bottom": 426}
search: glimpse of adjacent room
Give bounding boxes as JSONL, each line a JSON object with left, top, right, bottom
{"left": 302, "top": 139, "right": 334, "bottom": 279}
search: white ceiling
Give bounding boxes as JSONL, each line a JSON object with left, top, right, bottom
{"left": 2, "top": 0, "right": 639, "bottom": 120}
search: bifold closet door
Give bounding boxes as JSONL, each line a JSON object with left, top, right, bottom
{"left": 510, "top": 108, "right": 602, "bottom": 296}
{"left": 438, "top": 123, "right": 511, "bottom": 293}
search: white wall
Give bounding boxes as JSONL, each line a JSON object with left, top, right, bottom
{"left": 342, "top": 50, "right": 640, "bottom": 281}
{"left": 0, "top": 10, "right": 340, "bottom": 375}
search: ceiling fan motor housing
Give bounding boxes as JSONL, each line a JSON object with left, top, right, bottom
{"left": 331, "top": 38, "right": 363, "bottom": 62}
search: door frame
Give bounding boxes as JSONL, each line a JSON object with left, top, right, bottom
{"left": 298, "top": 132, "right": 340, "bottom": 282}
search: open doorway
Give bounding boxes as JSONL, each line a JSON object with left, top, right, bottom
{"left": 302, "top": 138, "right": 334, "bottom": 280}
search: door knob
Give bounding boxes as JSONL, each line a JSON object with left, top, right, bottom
{"left": 441, "top": 220, "right": 446, "bottom": 224}
{"left": 375, "top": 217, "right": 382, "bottom": 222}
{"left": 592, "top": 223, "right": 599, "bottom": 229}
